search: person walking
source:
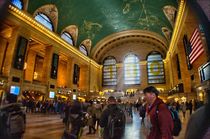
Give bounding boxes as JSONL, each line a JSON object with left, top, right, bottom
{"left": 143, "top": 86, "right": 173, "bottom": 139}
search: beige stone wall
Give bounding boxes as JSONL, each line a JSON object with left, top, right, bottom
{"left": 100, "top": 41, "right": 165, "bottom": 62}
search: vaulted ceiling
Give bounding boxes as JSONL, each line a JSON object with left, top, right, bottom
{"left": 27, "top": 0, "right": 178, "bottom": 48}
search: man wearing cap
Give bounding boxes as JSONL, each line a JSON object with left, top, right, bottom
{"left": 143, "top": 86, "right": 173, "bottom": 139}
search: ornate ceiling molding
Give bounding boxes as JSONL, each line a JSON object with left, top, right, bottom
{"left": 91, "top": 30, "right": 168, "bottom": 62}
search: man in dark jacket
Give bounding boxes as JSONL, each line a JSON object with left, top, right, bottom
{"left": 143, "top": 86, "right": 174, "bottom": 139}
{"left": 99, "top": 96, "right": 125, "bottom": 139}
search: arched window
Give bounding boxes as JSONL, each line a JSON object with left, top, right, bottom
{"left": 11, "top": 0, "right": 23, "bottom": 10}
{"left": 103, "top": 57, "right": 117, "bottom": 86}
{"left": 124, "top": 54, "right": 140, "bottom": 85}
{"left": 79, "top": 44, "right": 88, "bottom": 56}
{"left": 147, "top": 52, "right": 165, "bottom": 84}
{"left": 35, "top": 13, "right": 54, "bottom": 31}
{"left": 61, "top": 32, "right": 74, "bottom": 46}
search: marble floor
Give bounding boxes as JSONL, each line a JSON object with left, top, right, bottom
{"left": 23, "top": 111, "right": 190, "bottom": 139}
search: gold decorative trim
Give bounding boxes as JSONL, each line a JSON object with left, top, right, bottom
{"left": 8, "top": 5, "right": 100, "bottom": 69}
{"left": 166, "top": 0, "right": 187, "bottom": 60}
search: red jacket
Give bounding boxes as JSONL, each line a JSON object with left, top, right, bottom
{"left": 146, "top": 98, "right": 174, "bottom": 139}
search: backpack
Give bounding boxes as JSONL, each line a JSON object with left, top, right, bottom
{"left": 107, "top": 107, "right": 126, "bottom": 139}
{"left": 170, "top": 109, "right": 182, "bottom": 136}
{"left": 156, "top": 103, "right": 182, "bottom": 137}
{"left": 0, "top": 104, "right": 26, "bottom": 137}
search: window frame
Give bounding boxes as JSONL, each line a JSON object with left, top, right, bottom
{"left": 103, "top": 56, "right": 117, "bottom": 86}
{"left": 79, "top": 44, "right": 88, "bottom": 56}
{"left": 124, "top": 54, "right": 140, "bottom": 85}
{"left": 34, "top": 13, "right": 54, "bottom": 31}
{"left": 147, "top": 52, "right": 166, "bottom": 84}
{"left": 61, "top": 32, "right": 74, "bottom": 46}
{"left": 10, "top": 0, "right": 24, "bottom": 10}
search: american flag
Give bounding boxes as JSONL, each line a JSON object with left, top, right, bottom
{"left": 189, "top": 28, "right": 204, "bottom": 64}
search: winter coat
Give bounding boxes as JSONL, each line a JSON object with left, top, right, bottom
{"left": 145, "top": 98, "right": 174, "bottom": 139}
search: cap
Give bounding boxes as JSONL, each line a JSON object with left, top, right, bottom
{"left": 143, "top": 86, "right": 159, "bottom": 96}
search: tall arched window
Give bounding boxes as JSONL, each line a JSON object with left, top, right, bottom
{"left": 124, "top": 54, "right": 140, "bottom": 85}
{"left": 35, "top": 13, "right": 54, "bottom": 31}
{"left": 61, "top": 32, "right": 74, "bottom": 46}
{"left": 11, "top": 0, "right": 23, "bottom": 10}
{"left": 79, "top": 44, "right": 88, "bottom": 56}
{"left": 147, "top": 52, "right": 165, "bottom": 84}
{"left": 103, "top": 57, "right": 117, "bottom": 86}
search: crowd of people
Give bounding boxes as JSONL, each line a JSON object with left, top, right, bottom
{"left": 21, "top": 99, "right": 67, "bottom": 114}
{"left": 0, "top": 86, "right": 209, "bottom": 139}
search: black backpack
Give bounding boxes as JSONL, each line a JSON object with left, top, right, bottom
{"left": 0, "top": 104, "right": 26, "bottom": 137}
{"left": 156, "top": 103, "right": 182, "bottom": 137}
{"left": 107, "top": 107, "right": 126, "bottom": 139}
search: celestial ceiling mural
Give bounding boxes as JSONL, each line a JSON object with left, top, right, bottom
{"left": 27, "top": 0, "right": 178, "bottom": 47}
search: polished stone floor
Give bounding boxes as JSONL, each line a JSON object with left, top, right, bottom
{"left": 23, "top": 111, "right": 190, "bottom": 139}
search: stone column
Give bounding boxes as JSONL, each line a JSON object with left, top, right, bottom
{"left": 42, "top": 46, "right": 54, "bottom": 84}
{"left": 3, "top": 28, "right": 19, "bottom": 76}
{"left": 66, "top": 57, "right": 74, "bottom": 89}
{"left": 24, "top": 50, "right": 36, "bottom": 81}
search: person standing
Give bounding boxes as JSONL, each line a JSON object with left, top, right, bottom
{"left": 181, "top": 102, "right": 187, "bottom": 118}
{"left": 139, "top": 99, "right": 146, "bottom": 125}
{"left": 86, "top": 101, "right": 96, "bottom": 135}
{"left": 143, "top": 86, "right": 173, "bottom": 139}
{"left": 63, "top": 101, "right": 71, "bottom": 131}
{"left": 188, "top": 100, "right": 193, "bottom": 115}
{"left": 94, "top": 101, "right": 102, "bottom": 130}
